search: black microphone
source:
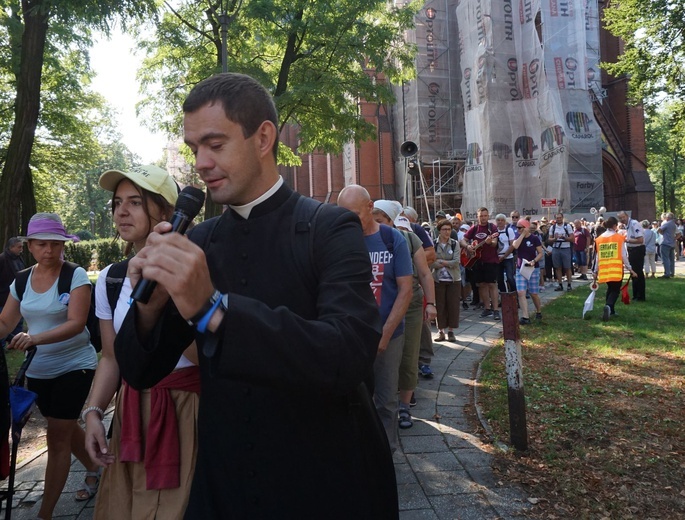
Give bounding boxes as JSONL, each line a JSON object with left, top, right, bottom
{"left": 130, "top": 186, "right": 206, "bottom": 304}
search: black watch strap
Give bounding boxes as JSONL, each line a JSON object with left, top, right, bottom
{"left": 187, "top": 290, "right": 221, "bottom": 326}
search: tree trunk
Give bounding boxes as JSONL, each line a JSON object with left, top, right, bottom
{"left": 0, "top": 1, "right": 50, "bottom": 246}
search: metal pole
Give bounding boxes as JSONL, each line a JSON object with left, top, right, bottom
{"left": 416, "top": 163, "right": 434, "bottom": 234}
{"left": 501, "top": 291, "right": 528, "bottom": 451}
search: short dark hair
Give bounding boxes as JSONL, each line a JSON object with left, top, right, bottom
{"left": 477, "top": 207, "right": 489, "bottom": 215}
{"left": 183, "top": 73, "right": 279, "bottom": 159}
{"left": 605, "top": 216, "right": 618, "bottom": 229}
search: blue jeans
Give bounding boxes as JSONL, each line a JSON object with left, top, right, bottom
{"left": 661, "top": 244, "right": 675, "bottom": 276}
{"left": 497, "top": 257, "right": 516, "bottom": 292}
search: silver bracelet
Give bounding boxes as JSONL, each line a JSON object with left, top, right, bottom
{"left": 81, "top": 405, "right": 104, "bottom": 423}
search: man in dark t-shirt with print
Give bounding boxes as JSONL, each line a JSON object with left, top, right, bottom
{"left": 512, "top": 219, "right": 544, "bottom": 324}
{"left": 460, "top": 207, "right": 501, "bottom": 320}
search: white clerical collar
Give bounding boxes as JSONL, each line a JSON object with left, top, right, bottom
{"left": 229, "top": 176, "right": 284, "bottom": 219}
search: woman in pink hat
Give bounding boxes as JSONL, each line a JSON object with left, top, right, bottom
{"left": 0, "top": 213, "right": 100, "bottom": 519}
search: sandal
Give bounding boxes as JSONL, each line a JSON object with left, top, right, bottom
{"left": 398, "top": 408, "right": 413, "bottom": 429}
{"left": 75, "top": 468, "right": 101, "bottom": 502}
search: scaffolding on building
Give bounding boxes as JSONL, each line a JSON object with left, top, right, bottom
{"left": 411, "top": 152, "right": 465, "bottom": 221}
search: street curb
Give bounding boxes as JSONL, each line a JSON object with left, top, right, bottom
{"left": 474, "top": 347, "right": 511, "bottom": 453}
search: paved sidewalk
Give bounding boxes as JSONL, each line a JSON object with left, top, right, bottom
{"left": 4, "top": 265, "right": 666, "bottom": 519}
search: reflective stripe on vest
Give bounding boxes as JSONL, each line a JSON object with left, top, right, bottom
{"left": 595, "top": 233, "right": 625, "bottom": 283}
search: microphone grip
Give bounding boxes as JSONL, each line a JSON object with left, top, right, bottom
{"left": 130, "top": 213, "right": 192, "bottom": 304}
{"left": 130, "top": 277, "right": 157, "bottom": 305}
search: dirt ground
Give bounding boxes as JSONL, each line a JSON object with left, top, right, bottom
{"left": 15, "top": 411, "right": 47, "bottom": 466}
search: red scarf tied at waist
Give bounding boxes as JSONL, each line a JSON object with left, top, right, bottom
{"left": 119, "top": 366, "right": 201, "bottom": 490}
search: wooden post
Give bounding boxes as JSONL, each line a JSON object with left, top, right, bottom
{"left": 500, "top": 291, "right": 528, "bottom": 451}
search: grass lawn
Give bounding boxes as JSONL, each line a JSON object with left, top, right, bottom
{"left": 4, "top": 347, "right": 28, "bottom": 380}
{"left": 478, "top": 276, "right": 685, "bottom": 519}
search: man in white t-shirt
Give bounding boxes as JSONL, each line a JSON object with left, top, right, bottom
{"left": 618, "top": 210, "right": 645, "bottom": 300}
{"left": 547, "top": 212, "right": 574, "bottom": 291}
{"left": 495, "top": 213, "right": 517, "bottom": 292}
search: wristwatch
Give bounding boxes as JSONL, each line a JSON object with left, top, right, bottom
{"left": 187, "top": 290, "right": 227, "bottom": 327}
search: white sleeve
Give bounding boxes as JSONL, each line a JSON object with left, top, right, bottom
{"left": 94, "top": 264, "right": 113, "bottom": 320}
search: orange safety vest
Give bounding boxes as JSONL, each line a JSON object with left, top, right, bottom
{"left": 595, "top": 232, "right": 625, "bottom": 283}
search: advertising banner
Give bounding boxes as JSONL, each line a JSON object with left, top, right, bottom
{"left": 415, "top": 2, "right": 455, "bottom": 161}
{"left": 458, "top": 0, "right": 570, "bottom": 216}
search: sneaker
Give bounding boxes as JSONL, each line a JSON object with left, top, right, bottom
{"left": 578, "top": 274, "right": 588, "bottom": 280}
{"left": 567, "top": 285, "right": 572, "bottom": 291}
{"left": 409, "top": 392, "right": 417, "bottom": 407}
{"left": 492, "top": 310, "right": 501, "bottom": 321}
{"left": 602, "top": 305, "right": 610, "bottom": 322}
{"left": 434, "top": 331, "right": 445, "bottom": 342}
{"left": 535, "top": 312, "right": 542, "bottom": 320}
{"left": 554, "top": 284, "right": 564, "bottom": 291}
{"left": 539, "top": 285, "right": 545, "bottom": 291}
{"left": 462, "top": 301, "right": 469, "bottom": 310}
{"left": 480, "top": 309, "right": 493, "bottom": 318}
{"left": 519, "top": 317, "right": 531, "bottom": 325}
{"left": 419, "top": 364, "right": 434, "bottom": 379}
{"left": 447, "top": 331, "right": 456, "bottom": 341}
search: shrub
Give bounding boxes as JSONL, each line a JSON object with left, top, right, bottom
{"left": 64, "top": 241, "right": 95, "bottom": 270}
{"left": 63, "top": 239, "right": 126, "bottom": 271}
{"left": 94, "top": 239, "right": 127, "bottom": 270}
{"left": 75, "top": 230, "right": 95, "bottom": 241}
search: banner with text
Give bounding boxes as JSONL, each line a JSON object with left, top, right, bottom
{"left": 458, "top": 0, "right": 570, "bottom": 217}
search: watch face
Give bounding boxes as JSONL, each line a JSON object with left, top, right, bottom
{"left": 221, "top": 293, "right": 229, "bottom": 310}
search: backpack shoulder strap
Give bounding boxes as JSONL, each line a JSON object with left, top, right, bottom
{"left": 57, "top": 262, "right": 79, "bottom": 297}
{"left": 378, "top": 224, "right": 395, "bottom": 254}
{"left": 105, "top": 259, "right": 130, "bottom": 313}
{"left": 397, "top": 229, "right": 415, "bottom": 256}
{"left": 14, "top": 267, "right": 32, "bottom": 302}
{"left": 291, "top": 194, "right": 325, "bottom": 295}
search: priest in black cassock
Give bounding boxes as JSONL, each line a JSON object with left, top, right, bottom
{"left": 113, "top": 73, "right": 398, "bottom": 519}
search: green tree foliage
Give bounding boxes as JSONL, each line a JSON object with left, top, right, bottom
{"left": 136, "top": 0, "right": 418, "bottom": 159}
{"left": 603, "top": 0, "right": 685, "bottom": 116}
{"left": 0, "top": 0, "right": 158, "bottom": 247}
{"left": 645, "top": 102, "right": 685, "bottom": 216}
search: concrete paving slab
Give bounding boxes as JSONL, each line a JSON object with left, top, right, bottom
{"left": 406, "top": 452, "right": 465, "bottom": 473}
{"left": 399, "top": 508, "right": 440, "bottom": 519}
{"left": 415, "top": 470, "right": 481, "bottom": 496}
{"left": 400, "top": 435, "right": 449, "bottom": 454}
{"left": 395, "top": 463, "right": 420, "bottom": 485}
{"left": 398, "top": 482, "right": 433, "bottom": 510}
